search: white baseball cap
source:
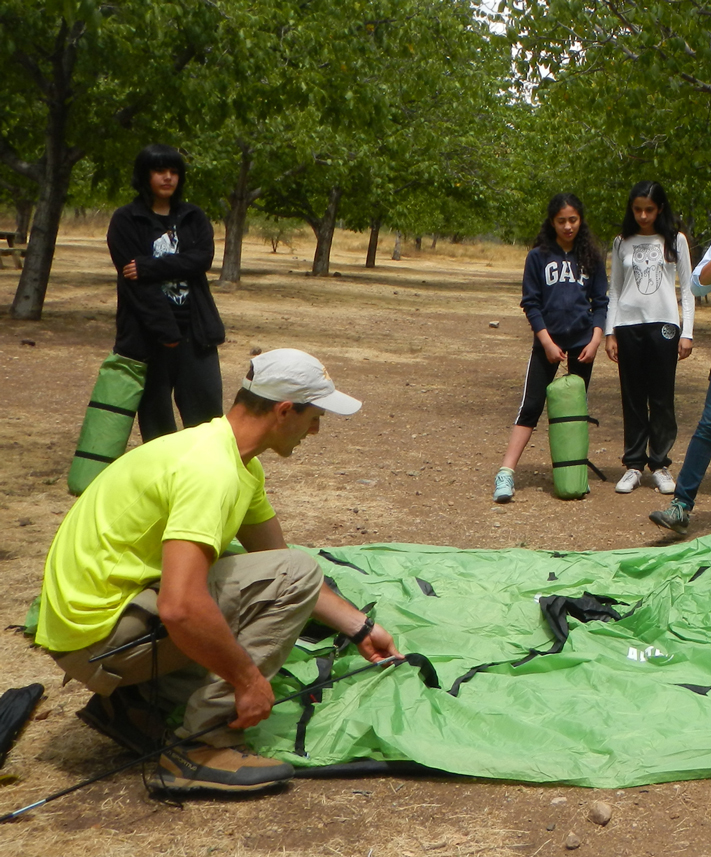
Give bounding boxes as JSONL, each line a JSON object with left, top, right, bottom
{"left": 242, "top": 348, "right": 362, "bottom": 416}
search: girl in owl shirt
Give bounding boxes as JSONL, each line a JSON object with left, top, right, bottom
{"left": 605, "top": 181, "right": 694, "bottom": 495}
{"left": 493, "top": 193, "right": 608, "bottom": 503}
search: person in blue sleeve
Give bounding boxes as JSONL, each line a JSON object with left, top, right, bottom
{"left": 650, "top": 247, "right": 711, "bottom": 535}
{"left": 107, "top": 144, "right": 225, "bottom": 441}
{"left": 493, "top": 193, "right": 608, "bottom": 503}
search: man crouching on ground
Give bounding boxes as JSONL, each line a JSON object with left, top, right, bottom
{"left": 35, "top": 348, "right": 401, "bottom": 793}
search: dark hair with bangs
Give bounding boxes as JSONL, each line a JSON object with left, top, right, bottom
{"left": 131, "top": 144, "right": 186, "bottom": 210}
{"left": 621, "top": 180, "right": 679, "bottom": 263}
{"left": 533, "top": 192, "right": 604, "bottom": 275}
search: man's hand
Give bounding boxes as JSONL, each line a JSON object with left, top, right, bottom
{"left": 160, "top": 539, "right": 275, "bottom": 730}
{"left": 679, "top": 337, "right": 693, "bottom": 360}
{"left": 122, "top": 260, "right": 138, "bottom": 280}
{"left": 312, "top": 582, "right": 403, "bottom": 662}
{"left": 605, "top": 334, "right": 618, "bottom": 363}
{"left": 229, "top": 668, "right": 275, "bottom": 730}
{"left": 356, "top": 623, "right": 402, "bottom": 664}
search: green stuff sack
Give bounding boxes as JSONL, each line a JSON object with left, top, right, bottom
{"left": 67, "top": 352, "right": 147, "bottom": 496}
{"left": 546, "top": 373, "right": 589, "bottom": 500}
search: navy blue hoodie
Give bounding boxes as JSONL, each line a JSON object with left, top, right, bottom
{"left": 520, "top": 245, "right": 608, "bottom": 351}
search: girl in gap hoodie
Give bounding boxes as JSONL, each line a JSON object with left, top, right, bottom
{"left": 493, "top": 193, "right": 608, "bottom": 503}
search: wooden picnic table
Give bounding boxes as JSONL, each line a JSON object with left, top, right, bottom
{"left": 0, "top": 230, "right": 26, "bottom": 269}
{"left": 0, "top": 230, "right": 19, "bottom": 246}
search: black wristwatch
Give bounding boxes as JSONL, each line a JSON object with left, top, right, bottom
{"left": 349, "top": 616, "right": 374, "bottom": 645}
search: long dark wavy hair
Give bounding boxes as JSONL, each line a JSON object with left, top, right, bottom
{"left": 131, "top": 144, "right": 186, "bottom": 211}
{"left": 533, "top": 192, "right": 603, "bottom": 275}
{"left": 621, "top": 180, "right": 678, "bottom": 263}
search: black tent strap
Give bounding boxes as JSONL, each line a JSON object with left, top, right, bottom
{"left": 677, "top": 684, "right": 711, "bottom": 696}
{"left": 291, "top": 657, "right": 336, "bottom": 757}
{"left": 447, "top": 593, "right": 628, "bottom": 696}
{"left": 415, "top": 578, "right": 438, "bottom": 597}
{"left": 690, "top": 565, "right": 709, "bottom": 582}
{"left": 548, "top": 415, "right": 600, "bottom": 427}
{"left": 283, "top": 653, "right": 440, "bottom": 756}
{"left": 552, "top": 459, "right": 607, "bottom": 481}
{"left": 318, "top": 550, "right": 368, "bottom": 574}
{"left": 88, "top": 400, "right": 136, "bottom": 418}
{"left": 552, "top": 458, "right": 588, "bottom": 467}
{"left": 73, "top": 450, "right": 116, "bottom": 464}
{"left": 549, "top": 415, "right": 585, "bottom": 424}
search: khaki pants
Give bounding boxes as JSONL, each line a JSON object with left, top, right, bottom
{"left": 52, "top": 548, "right": 323, "bottom": 747}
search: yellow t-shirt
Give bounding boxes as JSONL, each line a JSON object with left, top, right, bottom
{"left": 36, "top": 416, "right": 274, "bottom": 652}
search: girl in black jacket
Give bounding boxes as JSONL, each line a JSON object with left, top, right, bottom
{"left": 107, "top": 144, "right": 225, "bottom": 441}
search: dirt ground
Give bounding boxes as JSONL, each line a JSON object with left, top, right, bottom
{"left": 2, "top": 223, "right": 711, "bottom": 856}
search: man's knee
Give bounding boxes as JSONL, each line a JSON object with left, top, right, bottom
{"left": 286, "top": 548, "right": 323, "bottom": 599}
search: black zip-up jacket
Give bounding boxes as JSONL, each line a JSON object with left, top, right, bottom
{"left": 107, "top": 198, "right": 225, "bottom": 361}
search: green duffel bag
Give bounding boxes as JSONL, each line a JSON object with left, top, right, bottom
{"left": 546, "top": 373, "right": 605, "bottom": 500}
{"left": 67, "top": 352, "right": 147, "bottom": 496}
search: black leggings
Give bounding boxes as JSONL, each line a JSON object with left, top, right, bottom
{"left": 514, "top": 344, "right": 593, "bottom": 428}
{"left": 615, "top": 322, "right": 679, "bottom": 472}
{"left": 138, "top": 336, "right": 223, "bottom": 442}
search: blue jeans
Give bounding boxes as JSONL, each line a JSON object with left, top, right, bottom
{"left": 676, "top": 372, "right": 711, "bottom": 511}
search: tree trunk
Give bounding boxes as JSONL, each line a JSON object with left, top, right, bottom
{"left": 431, "top": 234, "right": 438, "bottom": 250}
{"left": 8, "top": 18, "right": 84, "bottom": 320}
{"left": 392, "top": 231, "right": 402, "bottom": 261}
{"left": 414, "top": 235, "right": 422, "bottom": 251}
{"left": 365, "top": 217, "right": 381, "bottom": 268}
{"left": 219, "top": 145, "right": 256, "bottom": 287}
{"left": 11, "top": 160, "right": 73, "bottom": 320}
{"left": 15, "top": 199, "right": 33, "bottom": 244}
{"left": 311, "top": 186, "right": 341, "bottom": 276}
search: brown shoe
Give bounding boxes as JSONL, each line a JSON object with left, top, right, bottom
{"left": 76, "top": 687, "right": 166, "bottom": 755}
{"left": 149, "top": 741, "right": 294, "bottom": 792}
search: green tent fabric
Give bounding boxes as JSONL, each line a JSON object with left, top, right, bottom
{"left": 244, "top": 537, "right": 711, "bottom": 789}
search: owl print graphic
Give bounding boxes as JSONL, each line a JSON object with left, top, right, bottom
{"left": 632, "top": 242, "right": 664, "bottom": 295}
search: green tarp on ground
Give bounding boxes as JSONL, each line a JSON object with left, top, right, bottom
{"left": 245, "top": 538, "right": 711, "bottom": 789}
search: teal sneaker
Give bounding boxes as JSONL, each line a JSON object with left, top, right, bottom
{"left": 649, "top": 498, "right": 689, "bottom": 535}
{"left": 493, "top": 468, "right": 515, "bottom": 503}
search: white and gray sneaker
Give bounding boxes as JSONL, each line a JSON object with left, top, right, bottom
{"left": 651, "top": 467, "right": 675, "bottom": 494}
{"left": 493, "top": 468, "right": 515, "bottom": 503}
{"left": 615, "top": 468, "right": 642, "bottom": 494}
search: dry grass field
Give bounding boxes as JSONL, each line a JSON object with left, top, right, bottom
{"left": 2, "top": 219, "right": 711, "bottom": 856}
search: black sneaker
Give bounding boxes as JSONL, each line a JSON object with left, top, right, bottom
{"left": 76, "top": 686, "right": 166, "bottom": 755}
{"left": 150, "top": 741, "right": 294, "bottom": 792}
{"left": 649, "top": 499, "right": 690, "bottom": 535}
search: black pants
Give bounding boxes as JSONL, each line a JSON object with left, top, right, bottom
{"left": 138, "top": 337, "right": 223, "bottom": 442}
{"left": 515, "top": 344, "right": 593, "bottom": 428}
{"left": 615, "top": 322, "right": 679, "bottom": 472}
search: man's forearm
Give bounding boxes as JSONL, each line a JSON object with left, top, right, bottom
{"left": 159, "top": 588, "right": 261, "bottom": 691}
{"left": 311, "top": 582, "right": 368, "bottom": 638}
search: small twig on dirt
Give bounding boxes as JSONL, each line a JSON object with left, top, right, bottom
{"left": 529, "top": 839, "right": 552, "bottom": 857}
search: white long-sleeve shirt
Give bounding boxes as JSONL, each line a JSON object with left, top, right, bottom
{"left": 605, "top": 232, "right": 694, "bottom": 339}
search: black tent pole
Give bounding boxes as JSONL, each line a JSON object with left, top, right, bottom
{"left": 0, "top": 655, "right": 403, "bottom": 824}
